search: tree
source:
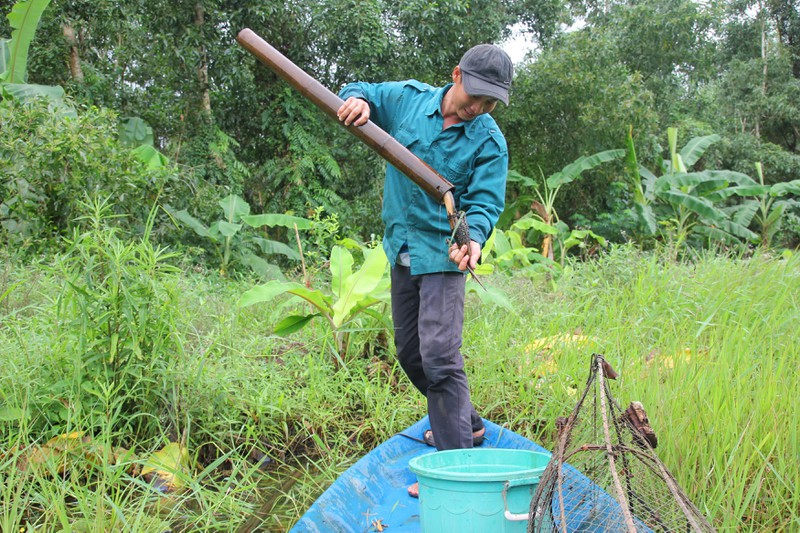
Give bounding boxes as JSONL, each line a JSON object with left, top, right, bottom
{"left": 499, "top": 28, "right": 658, "bottom": 224}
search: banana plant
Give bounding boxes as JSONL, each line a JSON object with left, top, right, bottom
{"left": 502, "top": 149, "right": 622, "bottom": 263}
{"left": 238, "top": 243, "right": 390, "bottom": 361}
{"left": 626, "top": 127, "right": 759, "bottom": 253}
{"left": 726, "top": 163, "right": 800, "bottom": 248}
{"left": 167, "top": 194, "right": 311, "bottom": 279}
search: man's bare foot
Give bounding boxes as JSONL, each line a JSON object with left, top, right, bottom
{"left": 408, "top": 481, "right": 419, "bottom": 498}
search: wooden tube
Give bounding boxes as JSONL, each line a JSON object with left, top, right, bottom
{"left": 236, "top": 28, "right": 455, "bottom": 205}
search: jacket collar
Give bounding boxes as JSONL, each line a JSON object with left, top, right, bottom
{"left": 425, "top": 83, "right": 478, "bottom": 140}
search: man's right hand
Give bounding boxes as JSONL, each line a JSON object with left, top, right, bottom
{"left": 337, "top": 97, "right": 370, "bottom": 126}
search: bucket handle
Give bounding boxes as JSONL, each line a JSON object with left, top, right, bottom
{"left": 502, "top": 477, "right": 538, "bottom": 522}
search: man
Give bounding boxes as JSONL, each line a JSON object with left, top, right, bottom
{"left": 337, "top": 44, "right": 512, "bottom": 498}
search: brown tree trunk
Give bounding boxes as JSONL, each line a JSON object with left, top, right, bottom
{"left": 195, "top": 3, "right": 212, "bottom": 118}
{"left": 62, "top": 23, "right": 84, "bottom": 83}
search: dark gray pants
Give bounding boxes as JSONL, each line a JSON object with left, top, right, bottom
{"left": 391, "top": 265, "right": 483, "bottom": 450}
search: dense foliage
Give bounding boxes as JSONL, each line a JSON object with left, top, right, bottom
{"left": 1, "top": 1, "right": 800, "bottom": 530}
{"left": 2, "top": 0, "right": 798, "bottom": 252}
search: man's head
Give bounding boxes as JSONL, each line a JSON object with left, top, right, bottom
{"left": 457, "top": 44, "right": 513, "bottom": 105}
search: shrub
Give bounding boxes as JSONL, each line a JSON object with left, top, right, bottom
{"left": 0, "top": 100, "right": 172, "bottom": 250}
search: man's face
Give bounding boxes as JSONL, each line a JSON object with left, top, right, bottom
{"left": 451, "top": 67, "right": 499, "bottom": 121}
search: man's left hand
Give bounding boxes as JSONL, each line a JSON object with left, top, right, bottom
{"left": 449, "top": 240, "right": 481, "bottom": 271}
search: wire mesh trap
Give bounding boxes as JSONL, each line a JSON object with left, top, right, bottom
{"left": 528, "top": 354, "right": 715, "bottom": 533}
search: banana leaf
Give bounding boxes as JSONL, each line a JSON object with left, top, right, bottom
{"left": 679, "top": 134, "right": 720, "bottom": 168}
{"left": 660, "top": 190, "right": 727, "bottom": 222}
{"left": 638, "top": 164, "right": 659, "bottom": 202}
{"left": 251, "top": 237, "right": 300, "bottom": 260}
{"left": 220, "top": 194, "right": 250, "bottom": 222}
{"left": 239, "top": 280, "right": 333, "bottom": 311}
{"left": 771, "top": 180, "right": 800, "bottom": 197}
{"left": 634, "top": 203, "right": 657, "bottom": 235}
{"left": 331, "top": 247, "right": 388, "bottom": 328}
{"left": 330, "top": 245, "right": 355, "bottom": 295}
{"left": 728, "top": 184, "right": 771, "bottom": 197}
{"left": 238, "top": 251, "right": 286, "bottom": 280}
{"left": 131, "top": 145, "right": 167, "bottom": 169}
{"left": 274, "top": 313, "right": 317, "bottom": 335}
{"left": 723, "top": 202, "right": 759, "bottom": 227}
{"left": 546, "top": 149, "right": 625, "bottom": 189}
{"left": 241, "top": 213, "right": 312, "bottom": 229}
{"left": 0, "top": 83, "right": 75, "bottom": 116}
{"left": 712, "top": 218, "right": 758, "bottom": 241}
{"left": 168, "top": 208, "right": 213, "bottom": 239}
{"left": 1, "top": 0, "right": 51, "bottom": 83}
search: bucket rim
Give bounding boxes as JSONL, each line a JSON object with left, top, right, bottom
{"left": 409, "top": 448, "right": 550, "bottom": 483}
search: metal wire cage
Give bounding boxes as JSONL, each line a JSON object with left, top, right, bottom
{"left": 528, "top": 354, "right": 715, "bottom": 533}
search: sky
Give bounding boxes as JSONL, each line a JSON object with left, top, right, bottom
{"left": 500, "top": 30, "right": 537, "bottom": 65}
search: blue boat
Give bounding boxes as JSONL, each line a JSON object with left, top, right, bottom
{"left": 289, "top": 416, "right": 552, "bottom": 533}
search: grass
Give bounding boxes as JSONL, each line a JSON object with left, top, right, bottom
{"left": 1, "top": 244, "right": 798, "bottom": 532}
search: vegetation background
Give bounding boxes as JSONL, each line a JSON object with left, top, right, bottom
{"left": 1, "top": 0, "right": 799, "bottom": 531}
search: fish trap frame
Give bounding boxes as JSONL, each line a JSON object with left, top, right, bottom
{"left": 527, "top": 354, "right": 715, "bottom": 533}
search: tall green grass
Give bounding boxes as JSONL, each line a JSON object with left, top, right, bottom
{"left": 1, "top": 245, "right": 797, "bottom": 531}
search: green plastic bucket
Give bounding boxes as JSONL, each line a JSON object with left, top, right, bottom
{"left": 409, "top": 448, "right": 550, "bottom": 533}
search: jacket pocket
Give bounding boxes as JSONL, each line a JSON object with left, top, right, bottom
{"left": 394, "top": 127, "right": 420, "bottom": 150}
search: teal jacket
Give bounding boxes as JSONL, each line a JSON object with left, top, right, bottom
{"left": 339, "top": 80, "right": 508, "bottom": 275}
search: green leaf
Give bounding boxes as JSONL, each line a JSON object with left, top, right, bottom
{"left": 330, "top": 245, "right": 354, "bottom": 296}
{"left": 770, "top": 180, "right": 800, "bottom": 197}
{"left": 634, "top": 203, "right": 657, "bottom": 235}
{"left": 692, "top": 178, "right": 730, "bottom": 196}
{"left": 241, "top": 213, "right": 312, "bottom": 229}
{"left": 680, "top": 134, "right": 720, "bottom": 168}
{"left": 726, "top": 202, "right": 759, "bottom": 227}
{"left": 219, "top": 194, "right": 250, "bottom": 223}
{"left": 169, "top": 208, "right": 213, "bottom": 239}
{"left": 286, "top": 285, "right": 333, "bottom": 313}
{"left": 512, "top": 217, "right": 558, "bottom": 234}
{"left": 573, "top": 229, "right": 606, "bottom": 246}
{"left": 660, "top": 191, "right": 726, "bottom": 222}
{"left": 0, "top": 39, "right": 9, "bottom": 75}
{"left": 714, "top": 218, "right": 757, "bottom": 241}
{"left": 468, "top": 284, "right": 515, "bottom": 311}
{"left": 336, "top": 237, "right": 363, "bottom": 251}
{"left": 131, "top": 145, "right": 167, "bottom": 169}
{"left": 1, "top": 83, "right": 75, "bottom": 116}
{"left": 638, "top": 165, "right": 659, "bottom": 201}
{"left": 331, "top": 247, "right": 388, "bottom": 328}
{"left": 251, "top": 237, "right": 300, "bottom": 260}
{"left": 658, "top": 173, "right": 704, "bottom": 190}
{"left": 1, "top": 0, "right": 51, "bottom": 84}
{"left": 274, "top": 314, "right": 317, "bottom": 335}
{"left": 506, "top": 170, "right": 539, "bottom": 188}
{"left": 491, "top": 230, "right": 512, "bottom": 257}
{"left": 764, "top": 203, "right": 785, "bottom": 227}
{"left": 217, "top": 221, "right": 242, "bottom": 238}
{"left": 699, "top": 170, "right": 756, "bottom": 187}
{"left": 239, "top": 280, "right": 305, "bottom": 308}
{"left": 729, "top": 185, "right": 771, "bottom": 197}
{"left": 119, "top": 117, "right": 154, "bottom": 147}
{"left": 0, "top": 405, "right": 25, "bottom": 421}
{"left": 625, "top": 126, "right": 645, "bottom": 205}
{"left": 546, "top": 149, "right": 625, "bottom": 189}
{"left": 238, "top": 251, "right": 284, "bottom": 280}
{"left": 694, "top": 225, "right": 740, "bottom": 244}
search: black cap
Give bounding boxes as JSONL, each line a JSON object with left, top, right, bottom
{"left": 458, "top": 44, "right": 513, "bottom": 105}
